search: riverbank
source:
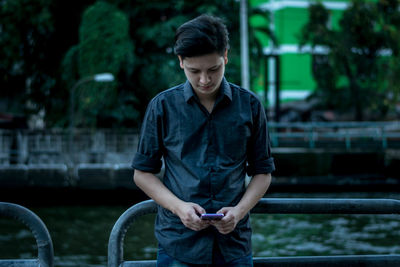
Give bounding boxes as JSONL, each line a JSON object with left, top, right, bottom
{"left": 1, "top": 148, "right": 400, "bottom": 185}
{"left": 1, "top": 148, "right": 400, "bottom": 205}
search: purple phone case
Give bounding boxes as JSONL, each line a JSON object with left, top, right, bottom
{"left": 201, "top": 213, "right": 224, "bottom": 220}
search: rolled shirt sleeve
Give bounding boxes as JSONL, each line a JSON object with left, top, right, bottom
{"left": 131, "top": 98, "right": 163, "bottom": 174}
{"left": 246, "top": 96, "right": 275, "bottom": 176}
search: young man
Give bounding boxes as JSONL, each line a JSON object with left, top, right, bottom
{"left": 132, "top": 14, "right": 275, "bottom": 266}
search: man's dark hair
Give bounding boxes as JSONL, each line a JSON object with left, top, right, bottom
{"left": 174, "top": 14, "right": 230, "bottom": 58}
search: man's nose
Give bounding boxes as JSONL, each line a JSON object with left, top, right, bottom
{"left": 199, "top": 72, "right": 210, "bottom": 84}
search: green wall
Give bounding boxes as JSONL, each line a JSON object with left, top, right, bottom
{"left": 249, "top": 0, "right": 354, "bottom": 105}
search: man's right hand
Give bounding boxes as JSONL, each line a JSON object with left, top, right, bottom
{"left": 133, "top": 170, "right": 210, "bottom": 231}
{"left": 175, "top": 202, "right": 210, "bottom": 232}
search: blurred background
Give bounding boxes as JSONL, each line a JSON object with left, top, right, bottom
{"left": 1, "top": 0, "right": 400, "bottom": 266}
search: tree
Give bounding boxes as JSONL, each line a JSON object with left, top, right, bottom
{"left": 0, "top": 0, "right": 100, "bottom": 128}
{"left": 62, "top": 1, "right": 136, "bottom": 128}
{"left": 299, "top": 0, "right": 400, "bottom": 120}
{"left": 248, "top": 6, "right": 278, "bottom": 106}
{"left": 0, "top": 0, "right": 55, "bottom": 122}
{"left": 376, "top": 0, "right": 400, "bottom": 116}
{"left": 112, "top": 0, "right": 242, "bottom": 120}
{"left": 1, "top": 0, "right": 245, "bottom": 128}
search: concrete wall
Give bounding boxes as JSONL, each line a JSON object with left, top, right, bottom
{"left": 1, "top": 149, "right": 399, "bottom": 190}
{"left": 272, "top": 148, "right": 388, "bottom": 177}
{"left": 0, "top": 163, "right": 166, "bottom": 190}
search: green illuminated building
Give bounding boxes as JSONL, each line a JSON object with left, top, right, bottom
{"left": 249, "top": 0, "right": 375, "bottom": 108}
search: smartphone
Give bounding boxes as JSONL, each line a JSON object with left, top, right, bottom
{"left": 200, "top": 213, "right": 224, "bottom": 220}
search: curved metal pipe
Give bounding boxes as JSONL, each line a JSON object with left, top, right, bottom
{"left": 0, "top": 202, "right": 54, "bottom": 267}
{"left": 108, "top": 200, "right": 157, "bottom": 267}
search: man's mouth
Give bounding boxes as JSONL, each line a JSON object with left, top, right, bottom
{"left": 200, "top": 84, "right": 213, "bottom": 90}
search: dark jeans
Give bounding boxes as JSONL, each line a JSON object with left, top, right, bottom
{"left": 156, "top": 243, "right": 253, "bottom": 267}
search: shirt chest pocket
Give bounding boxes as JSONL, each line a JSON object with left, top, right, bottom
{"left": 220, "top": 124, "right": 251, "bottom": 161}
{"left": 163, "top": 111, "right": 207, "bottom": 157}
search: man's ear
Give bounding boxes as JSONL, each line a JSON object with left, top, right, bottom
{"left": 178, "top": 55, "right": 184, "bottom": 69}
{"left": 224, "top": 49, "right": 229, "bottom": 65}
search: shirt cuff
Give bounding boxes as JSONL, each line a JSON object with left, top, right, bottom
{"left": 247, "top": 157, "right": 275, "bottom": 176}
{"left": 131, "top": 152, "right": 162, "bottom": 174}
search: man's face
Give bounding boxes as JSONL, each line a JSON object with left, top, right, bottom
{"left": 179, "top": 51, "right": 228, "bottom": 99}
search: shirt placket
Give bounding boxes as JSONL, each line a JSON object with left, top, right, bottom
{"left": 206, "top": 113, "right": 218, "bottom": 200}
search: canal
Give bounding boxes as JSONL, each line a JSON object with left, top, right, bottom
{"left": 1, "top": 192, "right": 400, "bottom": 267}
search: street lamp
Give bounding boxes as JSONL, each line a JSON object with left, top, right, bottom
{"left": 69, "top": 73, "right": 115, "bottom": 131}
{"left": 68, "top": 73, "right": 115, "bottom": 154}
{"left": 92, "top": 73, "right": 115, "bottom": 82}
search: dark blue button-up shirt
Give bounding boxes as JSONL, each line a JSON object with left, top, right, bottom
{"left": 132, "top": 77, "right": 275, "bottom": 264}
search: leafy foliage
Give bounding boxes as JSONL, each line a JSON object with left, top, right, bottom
{"left": 1, "top": 0, "right": 253, "bottom": 128}
{"left": 62, "top": 1, "right": 136, "bottom": 128}
{"left": 113, "top": 0, "right": 242, "bottom": 119}
{"left": 249, "top": 6, "right": 278, "bottom": 92}
{"left": 299, "top": 0, "right": 400, "bottom": 120}
{"left": 0, "top": 0, "right": 55, "bottom": 117}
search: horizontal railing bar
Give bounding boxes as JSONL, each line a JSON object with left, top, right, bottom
{"left": 272, "top": 131, "right": 400, "bottom": 135}
{"left": 120, "top": 261, "right": 156, "bottom": 267}
{"left": 269, "top": 133, "right": 392, "bottom": 137}
{"left": 268, "top": 121, "right": 400, "bottom": 128}
{"left": 119, "top": 255, "right": 400, "bottom": 267}
{"left": 252, "top": 198, "right": 400, "bottom": 214}
{"left": 253, "top": 255, "right": 400, "bottom": 266}
{"left": 0, "top": 260, "right": 39, "bottom": 267}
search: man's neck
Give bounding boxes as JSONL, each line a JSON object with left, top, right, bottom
{"left": 197, "top": 90, "right": 219, "bottom": 114}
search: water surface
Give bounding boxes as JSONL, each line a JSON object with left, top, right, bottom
{"left": 1, "top": 192, "right": 399, "bottom": 266}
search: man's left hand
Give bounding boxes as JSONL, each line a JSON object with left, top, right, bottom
{"left": 210, "top": 206, "right": 244, "bottom": 235}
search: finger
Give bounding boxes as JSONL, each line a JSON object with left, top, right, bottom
{"left": 217, "top": 225, "right": 233, "bottom": 235}
{"left": 221, "top": 229, "right": 233, "bottom": 234}
{"left": 192, "top": 213, "right": 210, "bottom": 228}
{"left": 185, "top": 219, "right": 201, "bottom": 230}
{"left": 192, "top": 204, "right": 206, "bottom": 216}
{"left": 214, "top": 219, "right": 230, "bottom": 229}
{"left": 212, "top": 215, "right": 230, "bottom": 227}
{"left": 217, "top": 207, "right": 229, "bottom": 215}
{"left": 209, "top": 220, "right": 217, "bottom": 225}
{"left": 216, "top": 218, "right": 236, "bottom": 234}
{"left": 210, "top": 220, "right": 222, "bottom": 227}
{"left": 191, "top": 220, "right": 210, "bottom": 231}
{"left": 199, "top": 221, "right": 211, "bottom": 230}
{"left": 220, "top": 213, "right": 233, "bottom": 224}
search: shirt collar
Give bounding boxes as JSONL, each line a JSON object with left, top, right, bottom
{"left": 183, "top": 77, "right": 232, "bottom": 103}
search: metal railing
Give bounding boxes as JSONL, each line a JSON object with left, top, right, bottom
{"left": 1, "top": 122, "right": 400, "bottom": 165}
{"left": 0, "top": 129, "right": 139, "bottom": 165}
{"left": 269, "top": 121, "right": 400, "bottom": 150}
{"left": 108, "top": 198, "right": 400, "bottom": 267}
{"left": 0, "top": 202, "right": 54, "bottom": 267}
